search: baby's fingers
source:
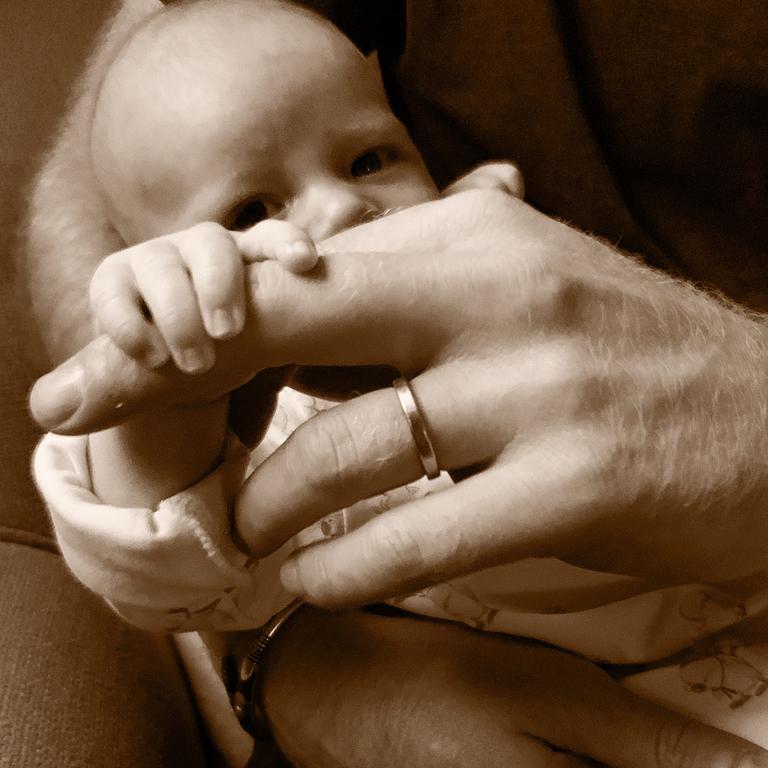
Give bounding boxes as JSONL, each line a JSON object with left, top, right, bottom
{"left": 234, "top": 220, "right": 318, "bottom": 273}
{"left": 89, "top": 257, "right": 169, "bottom": 369}
{"left": 131, "top": 240, "right": 215, "bottom": 374}
{"left": 178, "top": 223, "right": 245, "bottom": 340}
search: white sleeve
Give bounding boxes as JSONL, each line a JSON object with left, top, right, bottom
{"left": 32, "top": 432, "right": 296, "bottom": 632}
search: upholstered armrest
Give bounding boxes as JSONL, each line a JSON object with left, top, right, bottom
{"left": 0, "top": 540, "right": 213, "bottom": 767}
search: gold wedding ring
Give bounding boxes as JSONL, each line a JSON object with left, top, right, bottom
{"left": 393, "top": 378, "right": 440, "bottom": 480}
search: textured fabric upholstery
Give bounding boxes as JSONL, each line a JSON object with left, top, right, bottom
{"left": 0, "top": 2, "right": 212, "bottom": 765}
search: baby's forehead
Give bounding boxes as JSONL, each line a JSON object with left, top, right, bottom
{"left": 98, "top": 1, "right": 376, "bottom": 138}
{"left": 91, "top": 2, "right": 397, "bottom": 226}
{"left": 104, "top": 0, "right": 380, "bottom": 134}
{"left": 132, "top": 0, "right": 361, "bottom": 77}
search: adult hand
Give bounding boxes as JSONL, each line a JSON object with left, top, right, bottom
{"left": 29, "top": 190, "right": 768, "bottom": 604}
{"left": 262, "top": 607, "right": 768, "bottom": 767}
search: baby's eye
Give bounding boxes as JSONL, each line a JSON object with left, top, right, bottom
{"left": 350, "top": 150, "right": 384, "bottom": 178}
{"left": 225, "top": 198, "right": 269, "bottom": 231}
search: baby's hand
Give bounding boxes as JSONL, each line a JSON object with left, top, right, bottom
{"left": 442, "top": 161, "right": 525, "bottom": 200}
{"left": 89, "top": 220, "right": 317, "bottom": 373}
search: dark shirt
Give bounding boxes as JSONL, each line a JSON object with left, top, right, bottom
{"left": 313, "top": 1, "right": 768, "bottom": 310}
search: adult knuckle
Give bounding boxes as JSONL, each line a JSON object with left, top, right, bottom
{"left": 289, "top": 411, "right": 362, "bottom": 500}
{"left": 527, "top": 337, "right": 595, "bottom": 419}
{"left": 366, "top": 522, "right": 425, "bottom": 574}
{"left": 580, "top": 425, "right": 624, "bottom": 486}
{"left": 528, "top": 267, "right": 586, "bottom": 329}
{"left": 538, "top": 265, "right": 568, "bottom": 305}
{"left": 466, "top": 188, "right": 519, "bottom": 234}
{"left": 554, "top": 336, "right": 591, "bottom": 381}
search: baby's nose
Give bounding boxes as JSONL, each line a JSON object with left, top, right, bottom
{"left": 291, "top": 183, "right": 377, "bottom": 241}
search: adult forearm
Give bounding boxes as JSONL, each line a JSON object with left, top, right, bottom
{"left": 260, "top": 607, "right": 768, "bottom": 768}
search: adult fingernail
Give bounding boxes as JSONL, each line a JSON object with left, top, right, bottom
{"left": 280, "top": 560, "right": 302, "bottom": 595}
{"left": 29, "top": 363, "right": 84, "bottom": 430}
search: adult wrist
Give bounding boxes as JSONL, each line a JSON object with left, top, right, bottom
{"left": 225, "top": 599, "right": 306, "bottom": 740}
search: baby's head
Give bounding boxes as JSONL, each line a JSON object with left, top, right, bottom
{"left": 91, "top": 0, "right": 437, "bottom": 245}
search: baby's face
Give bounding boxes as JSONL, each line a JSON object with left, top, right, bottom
{"left": 97, "top": 4, "right": 438, "bottom": 243}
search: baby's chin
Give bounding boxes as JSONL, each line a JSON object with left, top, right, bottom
{"left": 288, "top": 365, "right": 399, "bottom": 401}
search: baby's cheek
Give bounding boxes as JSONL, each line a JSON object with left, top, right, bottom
{"left": 381, "top": 172, "right": 439, "bottom": 211}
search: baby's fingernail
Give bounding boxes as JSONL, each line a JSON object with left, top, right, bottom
{"left": 29, "top": 363, "right": 84, "bottom": 430}
{"left": 175, "top": 345, "right": 215, "bottom": 374}
{"left": 280, "top": 241, "right": 317, "bottom": 272}
{"left": 280, "top": 560, "right": 302, "bottom": 595}
{"left": 208, "top": 308, "right": 242, "bottom": 339}
{"left": 144, "top": 345, "right": 169, "bottom": 369}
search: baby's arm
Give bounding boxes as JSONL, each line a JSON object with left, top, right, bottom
{"left": 88, "top": 219, "right": 317, "bottom": 508}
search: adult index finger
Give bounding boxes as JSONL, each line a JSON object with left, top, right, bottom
{"left": 28, "top": 250, "right": 445, "bottom": 433}
{"left": 29, "top": 191, "right": 520, "bottom": 434}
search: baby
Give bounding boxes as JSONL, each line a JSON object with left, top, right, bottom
{"left": 87, "top": 0, "right": 519, "bottom": 377}
{"left": 33, "top": 0, "right": 768, "bottom": 758}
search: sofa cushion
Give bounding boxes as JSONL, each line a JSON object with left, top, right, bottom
{"left": 0, "top": 542, "right": 210, "bottom": 767}
{"left": 0, "top": 276, "right": 52, "bottom": 543}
